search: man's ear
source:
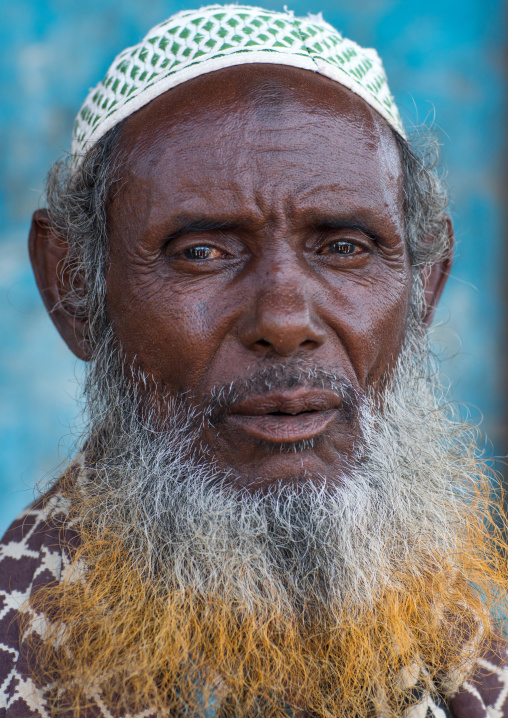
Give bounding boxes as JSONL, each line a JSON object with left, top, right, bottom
{"left": 29, "top": 209, "right": 91, "bottom": 361}
{"left": 421, "top": 216, "right": 454, "bottom": 327}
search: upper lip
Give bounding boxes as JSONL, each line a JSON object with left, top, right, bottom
{"left": 229, "top": 390, "right": 343, "bottom": 416}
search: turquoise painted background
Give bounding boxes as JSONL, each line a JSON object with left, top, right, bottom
{"left": 1, "top": 0, "right": 506, "bottom": 532}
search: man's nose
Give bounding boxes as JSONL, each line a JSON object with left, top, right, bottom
{"left": 238, "top": 258, "right": 328, "bottom": 357}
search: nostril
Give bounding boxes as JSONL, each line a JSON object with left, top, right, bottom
{"left": 253, "top": 337, "right": 320, "bottom": 353}
{"left": 301, "top": 340, "right": 318, "bottom": 350}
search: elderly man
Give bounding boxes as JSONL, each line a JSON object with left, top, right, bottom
{"left": 0, "top": 5, "right": 507, "bottom": 717}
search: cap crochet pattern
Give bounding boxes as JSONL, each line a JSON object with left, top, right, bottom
{"left": 72, "top": 4, "right": 404, "bottom": 162}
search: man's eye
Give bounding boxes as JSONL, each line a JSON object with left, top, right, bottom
{"left": 183, "top": 246, "right": 219, "bottom": 260}
{"left": 327, "top": 241, "right": 356, "bottom": 255}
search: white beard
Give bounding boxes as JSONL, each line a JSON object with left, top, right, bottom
{"left": 79, "top": 320, "right": 476, "bottom": 618}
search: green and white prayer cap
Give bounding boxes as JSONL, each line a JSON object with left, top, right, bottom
{"left": 72, "top": 4, "right": 404, "bottom": 163}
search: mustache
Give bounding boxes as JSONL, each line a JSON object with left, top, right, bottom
{"left": 200, "top": 364, "right": 361, "bottom": 425}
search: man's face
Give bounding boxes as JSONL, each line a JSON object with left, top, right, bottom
{"left": 105, "top": 64, "right": 412, "bottom": 489}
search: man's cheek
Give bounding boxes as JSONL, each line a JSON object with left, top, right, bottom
{"left": 324, "top": 287, "right": 411, "bottom": 388}
{"left": 131, "top": 296, "right": 235, "bottom": 392}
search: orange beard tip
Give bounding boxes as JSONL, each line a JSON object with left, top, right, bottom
{"left": 23, "top": 478, "right": 508, "bottom": 718}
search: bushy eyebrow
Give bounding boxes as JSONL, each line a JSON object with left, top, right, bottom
{"left": 162, "top": 216, "right": 385, "bottom": 246}
{"left": 163, "top": 219, "right": 237, "bottom": 246}
{"left": 317, "top": 219, "right": 383, "bottom": 244}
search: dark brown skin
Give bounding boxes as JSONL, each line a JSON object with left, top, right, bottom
{"left": 29, "top": 64, "right": 452, "bottom": 489}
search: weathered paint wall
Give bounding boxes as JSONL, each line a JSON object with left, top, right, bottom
{"left": 0, "top": 0, "right": 506, "bottom": 531}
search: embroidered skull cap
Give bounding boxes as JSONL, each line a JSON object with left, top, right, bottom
{"left": 72, "top": 4, "right": 404, "bottom": 164}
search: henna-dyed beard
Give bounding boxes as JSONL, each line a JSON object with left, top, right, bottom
{"left": 79, "top": 318, "right": 469, "bottom": 612}
{"left": 29, "top": 316, "right": 508, "bottom": 717}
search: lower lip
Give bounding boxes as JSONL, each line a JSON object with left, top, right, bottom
{"left": 227, "top": 410, "right": 337, "bottom": 443}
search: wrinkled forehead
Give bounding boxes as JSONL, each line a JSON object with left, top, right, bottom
{"left": 108, "top": 65, "right": 404, "bottom": 241}
{"left": 115, "top": 64, "right": 403, "bottom": 183}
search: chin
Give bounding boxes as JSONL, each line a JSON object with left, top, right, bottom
{"left": 221, "top": 450, "right": 349, "bottom": 492}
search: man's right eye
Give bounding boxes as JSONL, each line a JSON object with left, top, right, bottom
{"left": 183, "top": 246, "right": 217, "bottom": 260}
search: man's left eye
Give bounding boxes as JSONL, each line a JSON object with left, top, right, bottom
{"left": 183, "top": 246, "right": 221, "bottom": 260}
{"left": 327, "top": 241, "right": 356, "bottom": 255}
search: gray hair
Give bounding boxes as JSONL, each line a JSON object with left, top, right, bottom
{"left": 45, "top": 123, "right": 450, "bottom": 349}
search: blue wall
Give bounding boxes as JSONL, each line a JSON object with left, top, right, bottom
{"left": 1, "top": 0, "right": 506, "bottom": 532}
